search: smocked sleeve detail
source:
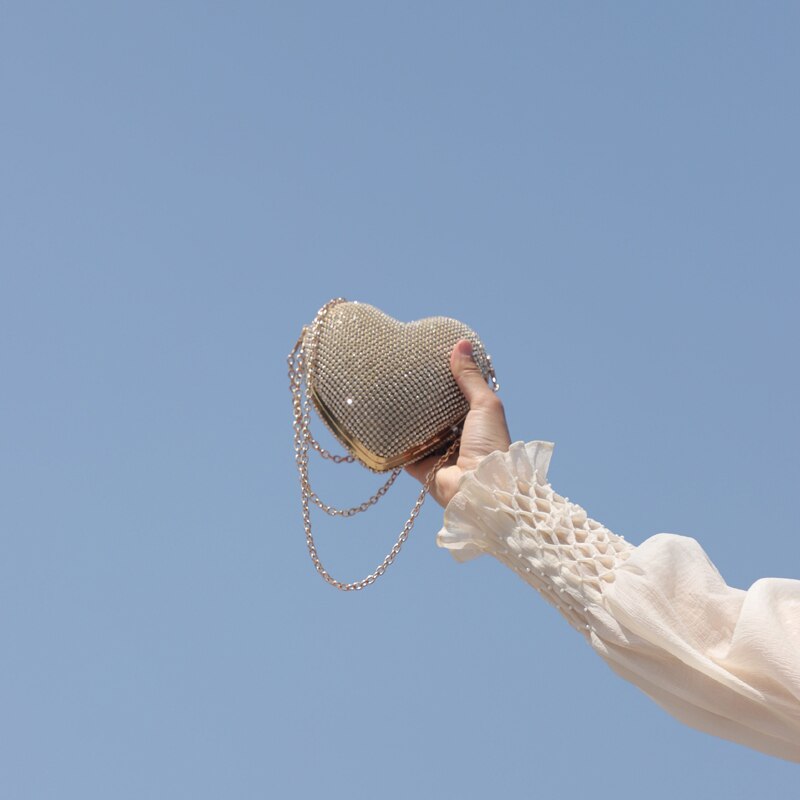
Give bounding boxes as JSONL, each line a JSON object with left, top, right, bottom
{"left": 437, "top": 441, "right": 634, "bottom": 635}
{"left": 436, "top": 440, "right": 800, "bottom": 763}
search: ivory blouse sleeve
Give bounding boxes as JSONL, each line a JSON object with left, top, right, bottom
{"left": 437, "top": 440, "right": 800, "bottom": 763}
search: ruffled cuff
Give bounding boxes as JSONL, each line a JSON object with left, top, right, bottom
{"left": 436, "top": 440, "right": 633, "bottom": 632}
{"left": 437, "top": 440, "right": 556, "bottom": 563}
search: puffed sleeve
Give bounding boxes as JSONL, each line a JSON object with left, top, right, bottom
{"left": 437, "top": 441, "right": 800, "bottom": 763}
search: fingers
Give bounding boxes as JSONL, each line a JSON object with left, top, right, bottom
{"left": 406, "top": 339, "right": 507, "bottom": 503}
{"left": 451, "top": 339, "right": 498, "bottom": 409}
{"left": 404, "top": 456, "right": 435, "bottom": 483}
{"left": 404, "top": 448, "right": 457, "bottom": 483}
{"left": 404, "top": 460, "right": 461, "bottom": 508}
{"left": 452, "top": 339, "right": 512, "bottom": 467}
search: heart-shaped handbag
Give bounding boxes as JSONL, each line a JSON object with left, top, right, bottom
{"left": 289, "top": 298, "right": 499, "bottom": 590}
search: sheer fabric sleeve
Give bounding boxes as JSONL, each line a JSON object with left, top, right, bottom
{"left": 437, "top": 440, "right": 800, "bottom": 763}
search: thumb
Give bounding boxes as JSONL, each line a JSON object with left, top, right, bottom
{"left": 451, "top": 339, "right": 495, "bottom": 407}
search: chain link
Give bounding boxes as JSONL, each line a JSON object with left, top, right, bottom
{"left": 288, "top": 299, "right": 459, "bottom": 591}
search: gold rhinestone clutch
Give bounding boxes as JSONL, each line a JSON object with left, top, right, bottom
{"left": 304, "top": 298, "right": 497, "bottom": 471}
{"left": 289, "top": 298, "right": 498, "bottom": 590}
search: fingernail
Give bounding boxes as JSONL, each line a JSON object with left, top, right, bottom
{"left": 456, "top": 340, "right": 473, "bottom": 359}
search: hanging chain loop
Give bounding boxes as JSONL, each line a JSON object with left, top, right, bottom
{"left": 288, "top": 300, "right": 458, "bottom": 591}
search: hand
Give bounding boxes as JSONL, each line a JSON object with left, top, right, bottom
{"left": 405, "top": 339, "right": 512, "bottom": 508}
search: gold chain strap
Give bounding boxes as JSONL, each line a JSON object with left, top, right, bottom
{"left": 288, "top": 299, "right": 458, "bottom": 590}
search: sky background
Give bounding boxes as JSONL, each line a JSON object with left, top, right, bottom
{"left": 2, "top": 2, "right": 799, "bottom": 797}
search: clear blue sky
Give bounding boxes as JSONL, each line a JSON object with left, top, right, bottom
{"left": 2, "top": 3, "right": 798, "bottom": 797}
